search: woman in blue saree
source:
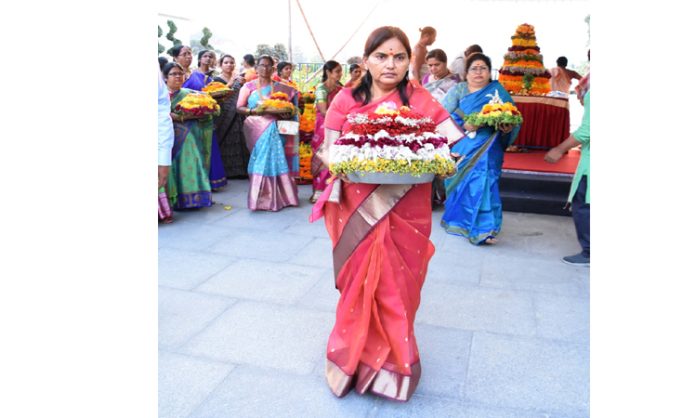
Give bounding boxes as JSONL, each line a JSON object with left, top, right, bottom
{"left": 441, "top": 53, "right": 520, "bottom": 245}
{"left": 182, "top": 49, "right": 228, "bottom": 191}
{"left": 236, "top": 55, "right": 299, "bottom": 211}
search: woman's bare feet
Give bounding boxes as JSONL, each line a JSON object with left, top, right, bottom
{"left": 484, "top": 237, "right": 498, "bottom": 245}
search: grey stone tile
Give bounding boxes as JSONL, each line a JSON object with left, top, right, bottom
{"left": 465, "top": 333, "right": 589, "bottom": 416}
{"left": 180, "top": 301, "right": 333, "bottom": 375}
{"left": 370, "top": 395, "right": 569, "bottom": 418}
{"left": 158, "top": 287, "right": 236, "bottom": 349}
{"left": 290, "top": 237, "right": 334, "bottom": 268}
{"left": 206, "top": 230, "right": 314, "bottom": 262}
{"left": 294, "top": 268, "right": 340, "bottom": 313}
{"left": 414, "top": 325, "right": 472, "bottom": 399}
{"left": 158, "top": 247, "right": 236, "bottom": 290}
{"left": 426, "top": 246, "right": 482, "bottom": 286}
{"left": 534, "top": 294, "right": 590, "bottom": 344}
{"left": 480, "top": 254, "right": 588, "bottom": 297}
{"left": 158, "top": 221, "right": 235, "bottom": 252}
{"left": 285, "top": 216, "right": 332, "bottom": 238}
{"left": 368, "top": 394, "right": 468, "bottom": 417}
{"left": 188, "top": 366, "right": 377, "bottom": 418}
{"left": 417, "top": 283, "right": 536, "bottom": 336}
{"left": 158, "top": 351, "right": 234, "bottom": 418}
{"left": 195, "top": 259, "right": 324, "bottom": 305}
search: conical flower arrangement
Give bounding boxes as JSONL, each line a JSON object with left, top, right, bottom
{"left": 498, "top": 23, "right": 551, "bottom": 96}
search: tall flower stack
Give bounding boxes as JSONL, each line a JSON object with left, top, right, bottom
{"left": 498, "top": 23, "right": 552, "bottom": 96}
{"left": 329, "top": 102, "right": 455, "bottom": 184}
{"left": 298, "top": 90, "right": 316, "bottom": 183}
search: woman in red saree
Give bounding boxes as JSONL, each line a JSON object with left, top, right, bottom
{"left": 310, "top": 26, "right": 463, "bottom": 401}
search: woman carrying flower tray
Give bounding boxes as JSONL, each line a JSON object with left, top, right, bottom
{"left": 310, "top": 26, "right": 464, "bottom": 402}
{"left": 162, "top": 63, "right": 216, "bottom": 210}
{"left": 441, "top": 53, "right": 521, "bottom": 245}
{"left": 236, "top": 55, "right": 300, "bottom": 211}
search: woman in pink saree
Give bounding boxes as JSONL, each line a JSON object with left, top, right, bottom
{"left": 309, "top": 60, "right": 343, "bottom": 203}
{"left": 310, "top": 26, "right": 464, "bottom": 401}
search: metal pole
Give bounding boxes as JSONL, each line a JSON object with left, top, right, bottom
{"left": 288, "top": 0, "right": 293, "bottom": 62}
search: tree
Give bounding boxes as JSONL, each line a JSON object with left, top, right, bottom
{"left": 272, "top": 43, "right": 288, "bottom": 61}
{"left": 200, "top": 27, "right": 214, "bottom": 50}
{"left": 158, "top": 25, "right": 164, "bottom": 55}
{"left": 255, "top": 44, "right": 274, "bottom": 58}
{"left": 165, "top": 20, "right": 182, "bottom": 56}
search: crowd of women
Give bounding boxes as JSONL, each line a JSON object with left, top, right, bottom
{"left": 158, "top": 25, "right": 588, "bottom": 402}
{"left": 158, "top": 35, "right": 516, "bottom": 243}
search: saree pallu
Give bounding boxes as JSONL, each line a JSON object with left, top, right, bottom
{"left": 166, "top": 89, "right": 214, "bottom": 210}
{"left": 240, "top": 82, "right": 299, "bottom": 211}
{"left": 322, "top": 182, "right": 433, "bottom": 401}
{"left": 183, "top": 71, "right": 228, "bottom": 190}
{"left": 312, "top": 84, "right": 463, "bottom": 401}
{"left": 441, "top": 81, "right": 519, "bottom": 244}
{"left": 158, "top": 187, "right": 173, "bottom": 223}
{"left": 310, "top": 85, "right": 342, "bottom": 193}
{"left": 213, "top": 83, "right": 249, "bottom": 178}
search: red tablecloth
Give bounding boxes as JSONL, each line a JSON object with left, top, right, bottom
{"left": 512, "top": 95, "right": 570, "bottom": 148}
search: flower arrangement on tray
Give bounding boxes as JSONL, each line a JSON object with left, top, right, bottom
{"left": 329, "top": 102, "right": 455, "bottom": 184}
{"left": 257, "top": 91, "right": 297, "bottom": 115}
{"left": 174, "top": 92, "right": 221, "bottom": 120}
{"left": 202, "top": 81, "right": 233, "bottom": 100}
{"left": 463, "top": 90, "right": 523, "bottom": 133}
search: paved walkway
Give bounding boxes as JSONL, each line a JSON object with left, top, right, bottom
{"left": 158, "top": 180, "right": 589, "bottom": 418}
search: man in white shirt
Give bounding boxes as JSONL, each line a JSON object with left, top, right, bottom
{"left": 158, "top": 68, "right": 174, "bottom": 188}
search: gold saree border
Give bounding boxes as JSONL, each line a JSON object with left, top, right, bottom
{"left": 511, "top": 94, "right": 570, "bottom": 109}
{"left": 332, "top": 184, "right": 413, "bottom": 280}
{"left": 326, "top": 359, "right": 421, "bottom": 402}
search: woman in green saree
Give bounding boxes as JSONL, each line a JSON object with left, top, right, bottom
{"left": 162, "top": 62, "right": 215, "bottom": 210}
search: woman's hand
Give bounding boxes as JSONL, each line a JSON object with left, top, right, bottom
{"left": 544, "top": 147, "right": 564, "bottom": 163}
{"left": 463, "top": 122, "right": 478, "bottom": 133}
{"left": 498, "top": 123, "right": 513, "bottom": 134}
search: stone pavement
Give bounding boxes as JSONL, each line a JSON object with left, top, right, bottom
{"left": 158, "top": 179, "right": 589, "bottom": 418}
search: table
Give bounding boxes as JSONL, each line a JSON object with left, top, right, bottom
{"left": 512, "top": 95, "right": 570, "bottom": 149}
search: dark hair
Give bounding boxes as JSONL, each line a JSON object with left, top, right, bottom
{"left": 158, "top": 56, "right": 169, "bottom": 71}
{"left": 321, "top": 60, "right": 341, "bottom": 82}
{"left": 352, "top": 26, "right": 412, "bottom": 106}
{"left": 426, "top": 48, "right": 447, "bottom": 63}
{"left": 419, "top": 26, "right": 437, "bottom": 37}
{"left": 219, "top": 54, "right": 235, "bottom": 65}
{"left": 168, "top": 44, "right": 189, "bottom": 59}
{"left": 277, "top": 61, "right": 293, "bottom": 76}
{"left": 243, "top": 54, "right": 255, "bottom": 66}
{"left": 556, "top": 56, "right": 568, "bottom": 67}
{"left": 464, "top": 52, "right": 493, "bottom": 82}
{"left": 464, "top": 44, "right": 483, "bottom": 58}
{"left": 162, "top": 62, "right": 184, "bottom": 79}
{"left": 257, "top": 55, "right": 274, "bottom": 67}
{"left": 197, "top": 49, "right": 212, "bottom": 67}
{"left": 349, "top": 63, "right": 361, "bottom": 73}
